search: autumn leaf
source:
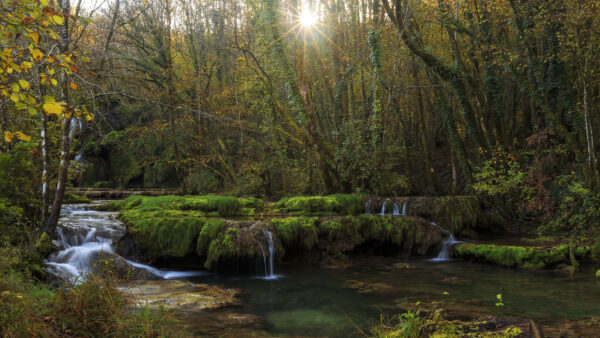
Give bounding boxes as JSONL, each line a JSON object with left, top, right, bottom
{"left": 19, "top": 79, "right": 30, "bottom": 90}
{"left": 28, "top": 31, "right": 40, "bottom": 44}
{"left": 4, "top": 131, "right": 31, "bottom": 142}
{"left": 43, "top": 102, "right": 64, "bottom": 116}
{"left": 69, "top": 82, "right": 78, "bottom": 90}
{"left": 32, "top": 49, "right": 43, "bottom": 61}
{"left": 52, "top": 15, "right": 64, "bottom": 25}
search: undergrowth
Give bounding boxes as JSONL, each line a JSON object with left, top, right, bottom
{"left": 0, "top": 268, "right": 180, "bottom": 337}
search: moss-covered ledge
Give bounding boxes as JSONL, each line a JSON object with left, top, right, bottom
{"left": 364, "top": 196, "right": 506, "bottom": 236}
{"left": 116, "top": 211, "right": 447, "bottom": 269}
{"left": 454, "top": 243, "right": 590, "bottom": 269}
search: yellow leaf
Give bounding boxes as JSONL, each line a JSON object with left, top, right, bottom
{"left": 43, "top": 102, "right": 64, "bottom": 116}
{"left": 28, "top": 107, "right": 38, "bottom": 115}
{"left": 28, "top": 31, "right": 40, "bottom": 44}
{"left": 50, "top": 78, "right": 57, "bottom": 86}
{"left": 21, "top": 61, "right": 33, "bottom": 70}
{"left": 13, "top": 132, "right": 31, "bottom": 141}
{"left": 52, "top": 15, "right": 64, "bottom": 25}
{"left": 48, "top": 67, "right": 55, "bottom": 75}
{"left": 12, "top": 84, "right": 20, "bottom": 92}
{"left": 4, "top": 131, "right": 13, "bottom": 143}
{"left": 7, "top": 67, "right": 13, "bottom": 74}
{"left": 19, "top": 79, "right": 30, "bottom": 90}
{"left": 41, "top": 0, "right": 48, "bottom": 5}
{"left": 85, "top": 113, "right": 94, "bottom": 121}
{"left": 69, "top": 82, "right": 78, "bottom": 90}
{"left": 10, "top": 94, "right": 19, "bottom": 103}
{"left": 32, "top": 49, "right": 43, "bottom": 61}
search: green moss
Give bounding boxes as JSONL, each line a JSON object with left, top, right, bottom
{"left": 63, "top": 193, "right": 91, "bottom": 204}
{"left": 272, "top": 217, "right": 319, "bottom": 250}
{"left": 120, "top": 209, "right": 205, "bottom": 258}
{"left": 196, "top": 219, "right": 227, "bottom": 255}
{"left": 454, "top": 243, "right": 590, "bottom": 269}
{"left": 275, "top": 194, "right": 363, "bottom": 215}
{"left": 199, "top": 221, "right": 269, "bottom": 269}
{"left": 109, "top": 195, "right": 248, "bottom": 216}
{"left": 596, "top": 270, "right": 600, "bottom": 279}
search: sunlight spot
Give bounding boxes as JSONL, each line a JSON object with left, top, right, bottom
{"left": 299, "top": 9, "right": 317, "bottom": 27}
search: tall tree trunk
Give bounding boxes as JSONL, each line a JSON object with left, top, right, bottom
{"left": 46, "top": 0, "right": 71, "bottom": 234}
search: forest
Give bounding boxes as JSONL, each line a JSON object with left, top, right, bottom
{"left": 1, "top": 0, "right": 600, "bottom": 336}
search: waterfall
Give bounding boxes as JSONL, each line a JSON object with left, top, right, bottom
{"left": 379, "top": 199, "right": 392, "bottom": 215}
{"left": 429, "top": 222, "right": 461, "bottom": 262}
{"left": 44, "top": 203, "right": 205, "bottom": 284}
{"left": 392, "top": 203, "right": 400, "bottom": 216}
{"left": 365, "top": 200, "right": 372, "bottom": 215}
{"left": 401, "top": 202, "right": 407, "bottom": 216}
{"left": 260, "top": 229, "right": 280, "bottom": 280}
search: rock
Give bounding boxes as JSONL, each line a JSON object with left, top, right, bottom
{"left": 95, "top": 251, "right": 159, "bottom": 280}
{"left": 121, "top": 279, "right": 243, "bottom": 313}
{"left": 343, "top": 279, "right": 400, "bottom": 294}
{"left": 437, "top": 276, "right": 469, "bottom": 285}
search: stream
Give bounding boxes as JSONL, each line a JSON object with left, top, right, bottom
{"left": 44, "top": 202, "right": 600, "bottom": 337}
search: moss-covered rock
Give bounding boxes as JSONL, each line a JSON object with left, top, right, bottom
{"left": 274, "top": 194, "right": 363, "bottom": 215}
{"left": 454, "top": 243, "right": 590, "bottom": 269}
{"left": 120, "top": 209, "right": 206, "bottom": 259}
{"left": 63, "top": 193, "right": 91, "bottom": 204}
{"left": 99, "top": 195, "right": 259, "bottom": 216}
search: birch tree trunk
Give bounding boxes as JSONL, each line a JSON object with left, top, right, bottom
{"left": 46, "top": 0, "right": 72, "bottom": 234}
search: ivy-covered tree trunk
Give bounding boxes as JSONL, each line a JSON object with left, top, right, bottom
{"left": 262, "top": 0, "right": 341, "bottom": 194}
{"left": 382, "top": 0, "right": 486, "bottom": 148}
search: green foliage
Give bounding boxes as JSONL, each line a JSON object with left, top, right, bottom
{"left": 454, "top": 243, "right": 590, "bottom": 269}
{"left": 542, "top": 172, "right": 600, "bottom": 234}
{"left": 472, "top": 148, "right": 529, "bottom": 215}
{"left": 184, "top": 170, "right": 221, "bottom": 194}
{"left": 0, "top": 270, "right": 179, "bottom": 336}
{"left": 370, "top": 310, "right": 424, "bottom": 338}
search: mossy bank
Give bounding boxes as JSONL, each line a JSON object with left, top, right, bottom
{"left": 104, "top": 195, "right": 449, "bottom": 269}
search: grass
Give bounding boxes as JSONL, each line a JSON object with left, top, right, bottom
{"left": 0, "top": 268, "right": 180, "bottom": 337}
{"left": 369, "top": 307, "right": 524, "bottom": 337}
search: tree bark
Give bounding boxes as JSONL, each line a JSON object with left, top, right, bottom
{"left": 46, "top": 0, "right": 71, "bottom": 234}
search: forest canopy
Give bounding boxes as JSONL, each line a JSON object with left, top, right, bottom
{"left": 1, "top": 0, "right": 600, "bottom": 235}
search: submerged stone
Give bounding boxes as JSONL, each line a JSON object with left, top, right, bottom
{"left": 122, "top": 279, "right": 242, "bottom": 312}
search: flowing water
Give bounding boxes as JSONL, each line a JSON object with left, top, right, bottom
{"left": 44, "top": 201, "right": 600, "bottom": 336}
{"left": 44, "top": 202, "right": 205, "bottom": 283}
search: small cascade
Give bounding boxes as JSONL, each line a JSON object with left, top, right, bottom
{"left": 365, "top": 200, "right": 373, "bottom": 215}
{"left": 429, "top": 222, "right": 462, "bottom": 262}
{"left": 401, "top": 202, "right": 407, "bottom": 216}
{"left": 125, "top": 260, "right": 205, "bottom": 279}
{"left": 44, "top": 202, "right": 206, "bottom": 284}
{"left": 379, "top": 199, "right": 392, "bottom": 215}
{"left": 260, "top": 229, "right": 280, "bottom": 280}
{"left": 392, "top": 203, "right": 400, "bottom": 216}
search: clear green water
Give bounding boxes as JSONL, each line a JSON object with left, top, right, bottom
{"left": 191, "top": 257, "right": 600, "bottom": 337}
